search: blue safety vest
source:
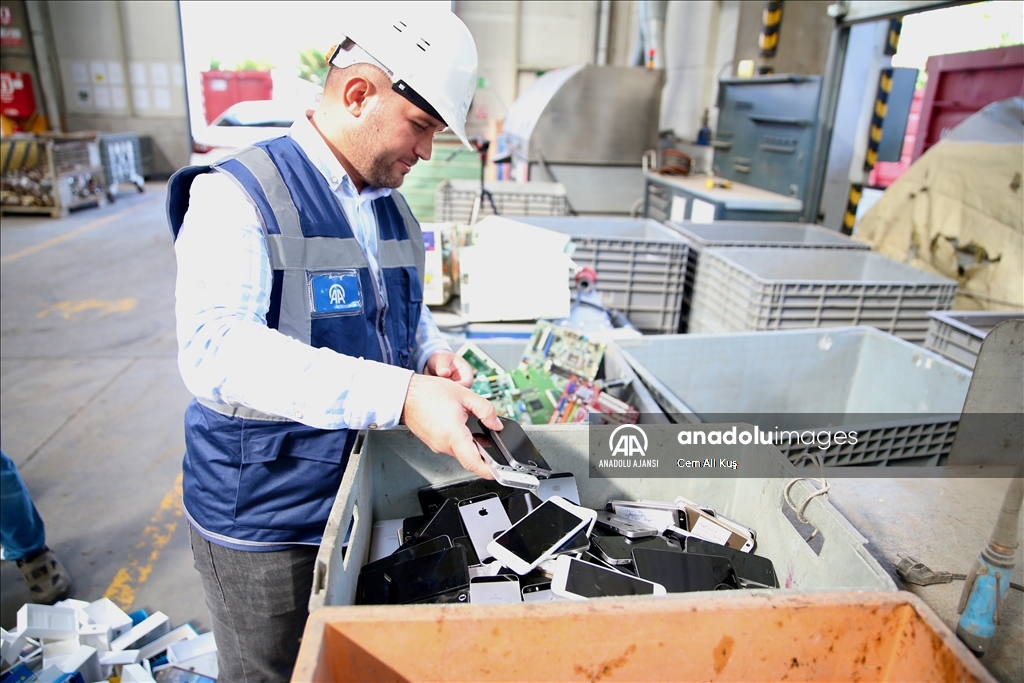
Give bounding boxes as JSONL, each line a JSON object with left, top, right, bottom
{"left": 167, "top": 136, "right": 424, "bottom": 549}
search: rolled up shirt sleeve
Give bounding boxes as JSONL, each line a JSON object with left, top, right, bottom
{"left": 414, "top": 304, "right": 452, "bottom": 373}
{"left": 174, "top": 172, "right": 413, "bottom": 430}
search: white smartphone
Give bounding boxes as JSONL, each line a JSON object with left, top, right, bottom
{"left": 469, "top": 575, "right": 522, "bottom": 604}
{"left": 521, "top": 581, "right": 569, "bottom": 602}
{"left": 608, "top": 500, "right": 680, "bottom": 532}
{"left": 368, "top": 519, "right": 403, "bottom": 562}
{"left": 675, "top": 502, "right": 755, "bottom": 553}
{"left": 486, "top": 496, "right": 597, "bottom": 576}
{"left": 550, "top": 555, "right": 666, "bottom": 601}
{"left": 672, "top": 496, "right": 757, "bottom": 541}
{"left": 457, "top": 493, "right": 512, "bottom": 563}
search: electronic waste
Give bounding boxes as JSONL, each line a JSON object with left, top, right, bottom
{"left": 457, "top": 321, "right": 639, "bottom": 425}
{"left": 354, "top": 423, "right": 774, "bottom": 605}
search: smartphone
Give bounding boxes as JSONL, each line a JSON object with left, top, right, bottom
{"left": 451, "top": 535, "right": 480, "bottom": 567}
{"left": 469, "top": 575, "right": 522, "bottom": 604}
{"left": 418, "top": 478, "right": 517, "bottom": 516}
{"left": 590, "top": 534, "right": 680, "bottom": 566}
{"left": 594, "top": 511, "right": 660, "bottom": 539}
{"left": 632, "top": 547, "right": 737, "bottom": 593}
{"left": 683, "top": 537, "right": 778, "bottom": 588}
{"left": 487, "top": 496, "right": 597, "bottom": 575}
{"left": 355, "top": 545, "right": 470, "bottom": 605}
{"left": 473, "top": 434, "right": 540, "bottom": 491}
{"left": 553, "top": 527, "right": 590, "bottom": 555}
{"left": 675, "top": 503, "right": 755, "bottom": 553}
{"left": 521, "top": 582, "right": 556, "bottom": 602}
{"left": 673, "top": 496, "right": 757, "bottom": 542}
{"left": 608, "top": 501, "right": 680, "bottom": 532}
{"left": 458, "top": 493, "right": 512, "bottom": 563}
{"left": 551, "top": 555, "right": 665, "bottom": 600}
{"left": 360, "top": 535, "right": 452, "bottom": 575}
{"left": 401, "top": 514, "right": 432, "bottom": 544}
{"left": 491, "top": 417, "right": 552, "bottom": 477}
{"left": 535, "top": 472, "right": 580, "bottom": 505}
{"left": 401, "top": 498, "right": 465, "bottom": 549}
{"left": 505, "top": 490, "right": 541, "bottom": 525}
{"left": 368, "top": 519, "right": 404, "bottom": 562}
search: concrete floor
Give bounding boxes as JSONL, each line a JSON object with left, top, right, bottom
{"left": 2, "top": 185, "right": 1021, "bottom": 682}
{"left": 1, "top": 184, "right": 207, "bottom": 634}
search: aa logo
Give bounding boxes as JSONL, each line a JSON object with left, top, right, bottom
{"left": 609, "top": 424, "right": 648, "bottom": 458}
{"left": 329, "top": 283, "right": 347, "bottom": 305}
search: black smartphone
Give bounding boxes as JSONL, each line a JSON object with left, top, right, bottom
{"left": 631, "top": 547, "right": 738, "bottom": 593}
{"left": 418, "top": 477, "right": 518, "bottom": 516}
{"left": 355, "top": 545, "right": 470, "bottom": 605}
{"left": 590, "top": 534, "right": 680, "bottom": 566}
{"left": 504, "top": 490, "right": 542, "bottom": 525}
{"left": 492, "top": 417, "right": 551, "bottom": 475}
{"left": 683, "top": 537, "right": 779, "bottom": 588}
{"left": 360, "top": 535, "right": 453, "bottom": 575}
{"left": 401, "top": 514, "right": 432, "bottom": 544}
{"left": 553, "top": 527, "right": 590, "bottom": 554}
{"left": 452, "top": 535, "right": 480, "bottom": 566}
{"left": 552, "top": 555, "right": 665, "bottom": 599}
{"left": 399, "top": 498, "right": 465, "bottom": 549}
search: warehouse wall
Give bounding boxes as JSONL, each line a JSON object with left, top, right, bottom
{"left": 661, "top": 0, "right": 740, "bottom": 141}
{"left": 732, "top": 0, "right": 834, "bottom": 76}
{"left": 45, "top": 0, "right": 189, "bottom": 174}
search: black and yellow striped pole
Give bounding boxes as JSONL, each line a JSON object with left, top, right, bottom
{"left": 842, "top": 18, "right": 902, "bottom": 235}
{"left": 759, "top": 1, "right": 783, "bottom": 57}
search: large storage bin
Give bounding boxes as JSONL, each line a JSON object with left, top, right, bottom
{"left": 1, "top": 133, "right": 107, "bottom": 217}
{"left": 666, "top": 221, "right": 870, "bottom": 332}
{"left": 98, "top": 133, "right": 145, "bottom": 199}
{"left": 501, "top": 216, "right": 690, "bottom": 334}
{"left": 690, "top": 247, "right": 957, "bottom": 342}
{"left": 434, "top": 179, "right": 568, "bottom": 223}
{"left": 308, "top": 425, "right": 894, "bottom": 614}
{"left": 616, "top": 327, "right": 972, "bottom": 466}
{"left": 294, "top": 592, "right": 993, "bottom": 682}
{"left": 643, "top": 173, "right": 803, "bottom": 223}
{"left": 924, "top": 310, "right": 1024, "bottom": 369}
{"left": 469, "top": 338, "right": 667, "bottom": 422}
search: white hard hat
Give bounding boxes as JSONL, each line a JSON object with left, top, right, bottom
{"left": 330, "top": 8, "right": 479, "bottom": 148}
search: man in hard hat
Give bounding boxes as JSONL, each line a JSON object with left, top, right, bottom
{"left": 167, "top": 9, "right": 493, "bottom": 681}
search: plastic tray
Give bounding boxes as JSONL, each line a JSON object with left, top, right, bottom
{"left": 924, "top": 310, "right": 1024, "bottom": 369}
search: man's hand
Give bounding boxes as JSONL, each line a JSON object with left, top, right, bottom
{"left": 424, "top": 351, "right": 475, "bottom": 388}
{"left": 402, "top": 374, "right": 501, "bottom": 478}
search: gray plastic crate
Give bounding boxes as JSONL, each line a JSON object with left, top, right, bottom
{"left": 690, "top": 247, "right": 957, "bottom": 343}
{"left": 666, "top": 221, "right": 870, "bottom": 332}
{"left": 99, "top": 133, "right": 145, "bottom": 198}
{"left": 435, "top": 179, "right": 568, "bottom": 223}
{"left": 309, "top": 425, "right": 894, "bottom": 611}
{"left": 616, "top": 327, "right": 972, "bottom": 466}
{"left": 471, "top": 338, "right": 667, "bottom": 422}
{"left": 503, "top": 217, "right": 690, "bottom": 334}
{"left": 924, "top": 310, "right": 1024, "bottom": 370}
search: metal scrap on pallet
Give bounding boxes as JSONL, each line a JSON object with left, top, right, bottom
{"left": 0, "top": 598, "right": 217, "bottom": 682}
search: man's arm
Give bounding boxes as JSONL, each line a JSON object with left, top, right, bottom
{"left": 174, "top": 173, "right": 412, "bottom": 430}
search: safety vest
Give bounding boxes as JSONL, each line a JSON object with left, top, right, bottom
{"left": 167, "top": 135, "right": 424, "bottom": 548}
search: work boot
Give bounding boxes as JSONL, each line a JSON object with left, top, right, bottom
{"left": 16, "top": 546, "right": 72, "bottom": 604}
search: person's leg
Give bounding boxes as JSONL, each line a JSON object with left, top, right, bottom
{"left": 189, "top": 525, "right": 317, "bottom": 683}
{"left": 0, "top": 450, "right": 46, "bottom": 560}
{"left": 1, "top": 450, "right": 71, "bottom": 604}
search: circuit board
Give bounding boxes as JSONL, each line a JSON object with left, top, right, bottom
{"left": 522, "top": 321, "right": 605, "bottom": 382}
{"left": 458, "top": 341, "right": 563, "bottom": 423}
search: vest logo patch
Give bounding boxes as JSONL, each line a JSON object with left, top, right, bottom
{"left": 308, "top": 270, "right": 362, "bottom": 317}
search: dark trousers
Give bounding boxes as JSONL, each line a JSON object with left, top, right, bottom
{"left": 189, "top": 525, "right": 318, "bottom": 682}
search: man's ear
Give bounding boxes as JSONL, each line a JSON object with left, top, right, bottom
{"left": 341, "top": 75, "right": 378, "bottom": 118}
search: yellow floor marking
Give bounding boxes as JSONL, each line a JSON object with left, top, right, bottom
{"left": 103, "top": 472, "right": 184, "bottom": 610}
{"left": 37, "top": 297, "right": 138, "bottom": 320}
{"left": 1, "top": 198, "right": 161, "bottom": 265}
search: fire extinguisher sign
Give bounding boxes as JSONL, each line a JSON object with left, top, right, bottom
{"left": 1, "top": 71, "right": 36, "bottom": 117}
{"left": 0, "top": 5, "right": 26, "bottom": 48}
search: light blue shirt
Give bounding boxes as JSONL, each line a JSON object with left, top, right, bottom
{"left": 173, "top": 114, "right": 450, "bottom": 431}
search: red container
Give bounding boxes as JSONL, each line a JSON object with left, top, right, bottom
{"left": 200, "top": 70, "right": 273, "bottom": 124}
{"left": 912, "top": 45, "right": 1024, "bottom": 161}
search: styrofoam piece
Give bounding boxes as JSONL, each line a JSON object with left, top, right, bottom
{"left": 109, "top": 612, "right": 169, "bottom": 652}
{"left": 2, "top": 629, "right": 29, "bottom": 666}
{"left": 689, "top": 247, "right": 958, "bottom": 343}
{"left": 54, "top": 599, "right": 90, "bottom": 612}
{"left": 53, "top": 645, "right": 101, "bottom": 682}
{"left": 98, "top": 649, "right": 141, "bottom": 665}
{"left": 83, "top": 599, "right": 132, "bottom": 640}
{"left": 77, "top": 623, "right": 112, "bottom": 652}
{"left": 33, "top": 665, "right": 68, "bottom": 683}
{"left": 137, "top": 624, "right": 197, "bottom": 661}
{"left": 166, "top": 631, "right": 216, "bottom": 663}
{"left": 167, "top": 651, "right": 218, "bottom": 679}
{"left": 120, "top": 662, "right": 157, "bottom": 682}
{"left": 42, "top": 637, "right": 81, "bottom": 666}
{"left": 17, "top": 604, "right": 78, "bottom": 640}
{"left": 308, "top": 426, "right": 895, "bottom": 614}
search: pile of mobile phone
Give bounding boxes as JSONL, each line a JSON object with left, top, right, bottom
{"left": 356, "top": 426, "right": 777, "bottom": 605}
